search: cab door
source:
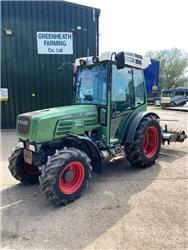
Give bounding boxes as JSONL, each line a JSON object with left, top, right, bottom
{"left": 110, "top": 65, "right": 134, "bottom": 143}
{"left": 110, "top": 65, "right": 146, "bottom": 144}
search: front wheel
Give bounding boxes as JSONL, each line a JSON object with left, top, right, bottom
{"left": 39, "top": 148, "right": 92, "bottom": 205}
{"left": 8, "top": 147, "right": 40, "bottom": 184}
{"left": 126, "top": 115, "right": 161, "bottom": 168}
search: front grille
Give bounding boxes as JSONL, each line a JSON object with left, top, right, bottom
{"left": 17, "top": 116, "right": 31, "bottom": 134}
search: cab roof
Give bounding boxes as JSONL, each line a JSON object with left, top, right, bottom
{"left": 75, "top": 51, "right": 151, "bottom": 69}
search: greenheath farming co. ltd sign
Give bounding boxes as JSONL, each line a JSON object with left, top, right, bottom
{"left": 37, "top": 32, "right": 73, "bottom": 54}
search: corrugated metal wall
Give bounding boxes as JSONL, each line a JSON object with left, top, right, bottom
{"left": 1, "top": 1, "right": 100, "bottom": 128}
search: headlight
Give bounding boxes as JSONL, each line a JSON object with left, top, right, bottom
{"left": 28, "top": 144, "right": 36, "bottom": 152}
{"left": 17, "top": 141, "right": 24, "bottom": 148}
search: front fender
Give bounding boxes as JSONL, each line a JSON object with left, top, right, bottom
{"left": 123, "top": 111, "right": 160, "bottom": 143}
{"left": 63, "top": 135, "right": 102, "bottom": 173}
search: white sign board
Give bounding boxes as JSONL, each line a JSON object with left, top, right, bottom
{"left": 37, "top": 32, "right": 73, "bottom": 54}
{"left": 0, "top": 88, "right": 8, "bottom": 101}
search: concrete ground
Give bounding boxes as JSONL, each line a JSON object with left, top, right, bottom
{"left": 0, "top": 107, "right": 188, "bottom": 250}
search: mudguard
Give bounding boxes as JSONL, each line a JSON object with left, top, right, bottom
{"left": 123, "top": 111, "right": 160, "bottom": 143}
{"left": 64, "top": 134, "right": 102, "bottom": 173}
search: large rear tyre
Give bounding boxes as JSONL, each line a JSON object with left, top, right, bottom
{"left": 8, "top": 147, "right": 40, "bottom": 184}
{"left": 126, "top": 115, "right": 161, "bottom": 168}
{"left": 39, "top": 148, "right": 92, "bottom": 205}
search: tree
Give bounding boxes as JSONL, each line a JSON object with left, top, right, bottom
{"left": 145, "top": 48, "right": 188, "bottom": 89}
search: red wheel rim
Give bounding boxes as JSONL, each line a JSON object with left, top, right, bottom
{"left": 59, "top": 161, "right": 85, "bottom": 195}
{"left": 143, "top": 126, "right": 159, "bottom": 158}
{"left": 24, "top": 163, "right": 39, "bottom": 176}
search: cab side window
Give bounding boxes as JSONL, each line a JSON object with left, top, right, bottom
{"left": 133, "top": 68, "right": 145, "bottom": 107}
{"left": 112, "top": 65, "right": 132, "bottom": 112}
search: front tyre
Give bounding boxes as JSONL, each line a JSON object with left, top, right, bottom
{"left": 126, "top": 115, "right": 161, "bottom": 168}
{"left": 8, "top": 147, "right": 40, "bottom": 184}
{"left": 39, "top": 148, "right": 92, "bottom": 205}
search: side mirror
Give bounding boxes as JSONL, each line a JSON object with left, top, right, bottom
{"left": 115, "top": 52, "right": 125, "bottom": 70}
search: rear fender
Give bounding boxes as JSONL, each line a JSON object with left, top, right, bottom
{"left": 123, "top": 111, "right": 160, "bottom": 143}
{"left": 63, "top": 135, "right": 102, "bottom": 173}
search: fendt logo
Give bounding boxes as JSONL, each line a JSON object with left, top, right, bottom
{"left": 18, "top": 119, "right": 29, "bottom": 126}
{"left": 17, "top": 117, "right": 30, "bottom": 134}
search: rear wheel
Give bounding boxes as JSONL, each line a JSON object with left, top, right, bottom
{"left": 126, "top": 115, "right": 161, "bottom": 167}
{"left": 39, "top": 148, "right": 92, "bottom": 205}
{"left": 8, "top": 147, "right": 40, "bottom": 184}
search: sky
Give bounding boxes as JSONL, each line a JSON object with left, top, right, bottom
{"left": 66, "top": 0, "right": 188, "bottom": 55}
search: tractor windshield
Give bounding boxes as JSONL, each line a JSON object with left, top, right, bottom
{"left": 75, "top": 64, "right": 107, "bottom": 105}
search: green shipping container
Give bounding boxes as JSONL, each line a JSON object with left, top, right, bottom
{"left": 1, "top": 1, "right": 100, "bottom": 128}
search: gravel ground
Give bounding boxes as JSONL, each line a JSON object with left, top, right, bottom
{"left": 0, "top": 107, "right": 188, "bottom": 250}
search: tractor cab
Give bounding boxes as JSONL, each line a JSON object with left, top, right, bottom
{"left": 74, "top": 52, "right": 151, "bottom": 145}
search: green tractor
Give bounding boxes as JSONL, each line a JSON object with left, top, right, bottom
{"left": 8, "top": 51, "right": 187, "bottom": 205}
